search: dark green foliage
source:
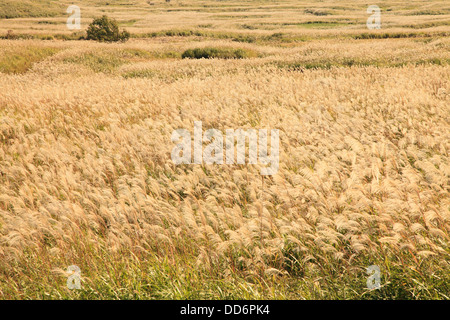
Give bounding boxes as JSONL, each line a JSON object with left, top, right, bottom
{"left": 181, "top": 47, "right": 255, "bottom": 59}
{"left": 86, "top": 15, "right": 130, "bottom": 42}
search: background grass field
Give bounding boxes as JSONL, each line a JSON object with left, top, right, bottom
{"left": 0, "top": 0, "right": 449, "bottom": 299}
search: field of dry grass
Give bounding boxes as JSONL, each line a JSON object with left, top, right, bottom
{"left": 0, "top": 0, "right": 449, "bottom": 299}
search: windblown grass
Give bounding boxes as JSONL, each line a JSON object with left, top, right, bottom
{"left": 0, "top": 36, "right": 449, "bottom": 299}
{"left": 0, "top": 0, "right": 449, "bottom": 300}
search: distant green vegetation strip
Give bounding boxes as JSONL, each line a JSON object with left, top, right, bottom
{"left": 133, "top": 28, "right": 450, "bottom": 43}
{"left": 181, "top": 47, "right": 258, "bottom": 59}
{"left": 0, "top": 47, "right": 60, "bottom": 74}
{"left": 354, "top": 31, "right": 450, "bottom": 39}
{"left": 275, "top": 57, "right": 449, "bottom": 70}
{"left": 63, "top": 49, "right": 181, "bottom": 73}
{"left": 63, "top": 47, "right": 256, "bottom": 74}
{"left": 1, "top": 28, "right": 448, "bottom": 44}
{"left": 0, "top": 0, "right": 63, "bottom": 19}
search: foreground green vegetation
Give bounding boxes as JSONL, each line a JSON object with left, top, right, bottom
{"left": 4, "top": 239, "right": 449, "bottom": 299}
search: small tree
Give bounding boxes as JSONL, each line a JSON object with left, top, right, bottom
{"left": 86, "top": 16, "right": 130, "bottom": 42}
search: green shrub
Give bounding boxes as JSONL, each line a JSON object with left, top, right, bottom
{"left": 86, "top": 15, "right": 130, "bottom": 42}
{"left": 181, "top": 47, "right": 256, "bottom": 59}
